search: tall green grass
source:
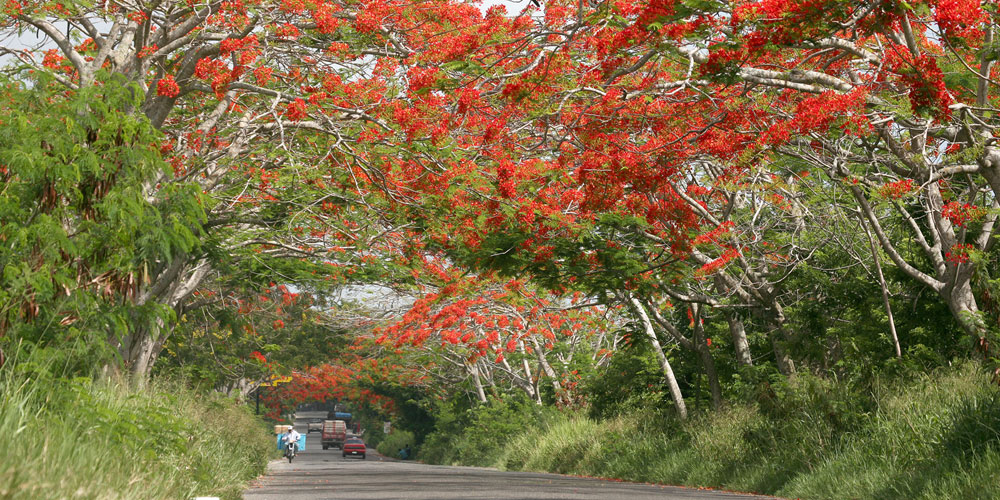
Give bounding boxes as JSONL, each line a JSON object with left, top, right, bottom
{"left": 0, "top": 365, "right": 273, "bottom": 500}
{"left": 436, "top": 363, "right": 1000, "bottom": 499}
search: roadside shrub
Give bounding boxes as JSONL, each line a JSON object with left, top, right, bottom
{"left": 420, "top": 394, "right": 559, "bottom": 466}
{"left": 0, "top": 364, "right": 272, "bottom": 500}
{"left": 781, "top": 363, "right": 1000, "bottom": 499}
{"left": 376, "top": 429, "right": 416, "bottom": 458}
{"left": 433, "top": 361, "right": 1000, "bottom": 500}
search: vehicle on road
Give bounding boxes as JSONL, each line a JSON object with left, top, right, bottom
{"left": 321, "top": 420, "right": 347, "bottom": 450}
{"left": 307, "top": 418, "right": 323, "bottom": 433}
{"left": 284, "top": 441, "right": 296, "bottom": 463}
{"left": 326, "top": 411, "right": 352, "bottom": 429}
{"left": 342, "top": 437, "right": 366, "bottom": 459}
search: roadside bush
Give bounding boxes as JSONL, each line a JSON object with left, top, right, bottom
{"left": 0, "top": 364, "right": 273, "bottom": 500}
{"left": 376, "top": 429, "right": 416, "bottom": 458}
{"left": 780, "top": 362, "right": 1000, "bottom": 499}
{"left": 420, "top": 394, "right": 560, "bottom": 466}
{"left": 429, "top": 362, "right": 1000, "bottom": 500}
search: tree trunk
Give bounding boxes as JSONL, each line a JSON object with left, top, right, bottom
{"left": 127, "top": 325, "right": 166, "bottom": 381}
{"left": 726, "top": 312, "right": 753, "bottom": 367}
{"left": 528, "top": 336, "right": 568, "bottom": 404}
{"left": 712, "top": 276, "right": 752, "bottom": 366}
{"left": 864, "top": 224, "right": 902, "bottom": 358}
{"left": 692, "top": 307, "right": 723, "bottom": 410}
{"left": 469, "top": 362, "right": 488, "bottom": 403}
{"left": 120, "top": 257, "right": 212, "bottom": 380}
{"left": 766, "top": 305, "right": 796, "bottom": 375}
{"left": 770, "top": 332, "right": 795, "bottom": 376}
{"left": 944, "top": 279, "right": 989, "bottom": 344}
{"left": 629, "top": 297, "right": 687, "bottom": 420}
{"left": 519, "top": 340, "right": 543, "bottom": 404}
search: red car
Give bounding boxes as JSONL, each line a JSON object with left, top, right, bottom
{"left": 342, "top": 437, "right": 366, "bottom": 459}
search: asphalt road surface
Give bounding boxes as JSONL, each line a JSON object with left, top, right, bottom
{"left": 243, "top": 411, "right": 779, "bottom": 500}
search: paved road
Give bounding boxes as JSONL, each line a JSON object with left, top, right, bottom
{"left": 244, "top": 411, "right": 778, "bottom": 500}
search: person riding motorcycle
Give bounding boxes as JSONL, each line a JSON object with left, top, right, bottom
{"left": 283, "top": 427, "right": 301, "bottom": 457}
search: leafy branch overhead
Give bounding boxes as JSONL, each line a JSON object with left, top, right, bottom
{"left": 0, "top": 1, "right": 998, "bottom": 427}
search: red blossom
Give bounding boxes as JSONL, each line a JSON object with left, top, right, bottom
{"left": 285, "top": 98, "right": 308, "bottom": 121}
{"left": 156, "top": 75, "right": 180, "bottom": 98}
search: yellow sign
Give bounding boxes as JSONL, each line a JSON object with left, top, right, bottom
{"left": 259, "top": 375, "right": 293, "bottom": 387}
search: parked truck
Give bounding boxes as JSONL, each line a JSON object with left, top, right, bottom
{"left": 321, "top": 420, "right": 347, "bottom": 450}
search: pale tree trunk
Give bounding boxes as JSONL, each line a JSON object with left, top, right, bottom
{"left": 118, "top": 257, "right": 212, "bottom": 380}
{"left": 126, "top": 319, "right": 167, "bottom": 382}
{"left": 863, "top": 224, "right": 901, "bottom": 358}
{"left": 528, "top": 336, "right": 568, "bottom": 404}
{"left": 726, "top": 312, "right": 753, "bottom": 367}
{"left": 767, "top": 304, "right": 796, "bottom": 376}
{"left": 629, "top": 297, "right": 687, "bottom": 420}
{"left": 712, "top": 276, "right": 753, "bottom": 367}
{"left": 498, "top": 354, "right": 537, "bottom": 402}
{"left": 691, "top": 305, "right": 723, "bottom": 410}
{"left": 468, "top": 362, "right": 488, "bottom": 403}
{"left": 519, "top": 340, "right": 543, "bottom": 404}
{"left": 946, "top": 279, "right": 989, "bottom": 345}
{"left": 847, "top": 166, "right": 997, "bottom": 353}
{"left": 770, "top": 331, "right": 796, "bottom": 376}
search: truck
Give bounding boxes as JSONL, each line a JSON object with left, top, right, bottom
{"left": 321, "top": 420, "right": 347, "bottom": 450}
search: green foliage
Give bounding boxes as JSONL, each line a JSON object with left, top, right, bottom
{"left": 418, "top": 394, "right": 561, "bottom": 466}
{"left": 358, "top": 380, "right": 437, "bottom": 445}
{"left": 376, "top": 430, "right": 416, "bottom": 458}
{"left": 0, "top": 361, "right": 272, "bottom": 500}
{"left": 0, "top": 73, "right": 204, "bottom": 373}
{"left": 586, "top": 337, "right": 675, "bottom": 419}
{"left": 427, "top": 363, "right": 1000, "bottom": 500}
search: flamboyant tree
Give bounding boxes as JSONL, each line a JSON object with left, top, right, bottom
{"left": 367, "top": 0, "right": 1000, "bottom": 414}
{"left": 0, "top": 0, "right": 539, "bottom": 377}
{"left": 4, "top": 0, "right": 997, "bottom": 425}
{"left": 372, "top": 267, "right": 612, "bottom": 405}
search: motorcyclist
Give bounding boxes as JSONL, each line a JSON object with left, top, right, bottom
{"left": 283, "top": 426, "right": 301, "bottom": 456}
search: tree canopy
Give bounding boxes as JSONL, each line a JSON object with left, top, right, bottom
{"left": 0, "top": 0, "right": 998, "bottom": 422}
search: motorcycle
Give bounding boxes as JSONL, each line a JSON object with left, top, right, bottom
{"left": 285, "top": 440, "right": 297, "bottom": 463}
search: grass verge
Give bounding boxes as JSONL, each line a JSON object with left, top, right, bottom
{"left": 0, "top": 367, "right": 273, "bottom": 500}
{"left": 427, "top": 363, "right": 1000, "bottom": 499}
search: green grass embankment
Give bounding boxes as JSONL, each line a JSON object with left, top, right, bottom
{"left": 423, "top": 363, "right": 1000, "bottom": 499}
{"left": 0, "top": 368, "right": 273, "bottom": 500}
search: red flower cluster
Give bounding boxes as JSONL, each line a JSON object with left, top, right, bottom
{"left": 892, "top": 53, "right": 953, "bottom": 120}
{"left": 407, "top": 66, "right": 442, "bottom": 93}
{"left": 786, "top": 88, "right": 870, "bottom": 138}
{"left": 274, "top": 23, "right": 301, "bottom": 39}
{"left": 219, "top": 35, "right": 259, "bottom": 65}
{"left": 695, "top": 247, "right": 740, "bottom": 277}
{"left": 156, "top": 75, "right": 180, "bottom": 98}
{"left": 877, "top": 179, "right": 916, "bottom": 200}
{"left": 253, "top": 67, "right": 273, "bottom": 85}
{"left": 935, "top": 0, "right": 984, "bottom": 40}
{"left": 945, "top": 243, "right": 975, "bottom": 264}
{"left": 137, "top": 44, "right": 158, "bottom": 59}
{"left": 285, "top": 98, "right": 308, "bottom": 121}
{"left": 41, "top": 49, "right": 63, "bottom": 69}
{"left": 496, "top": 160, "right": 516, "bottom": 198}
{"left": 941, "top": 202, "right": 985, "bottom": 227}
{"left": 314, "top": 5, "right": 342, "bottom": 34}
